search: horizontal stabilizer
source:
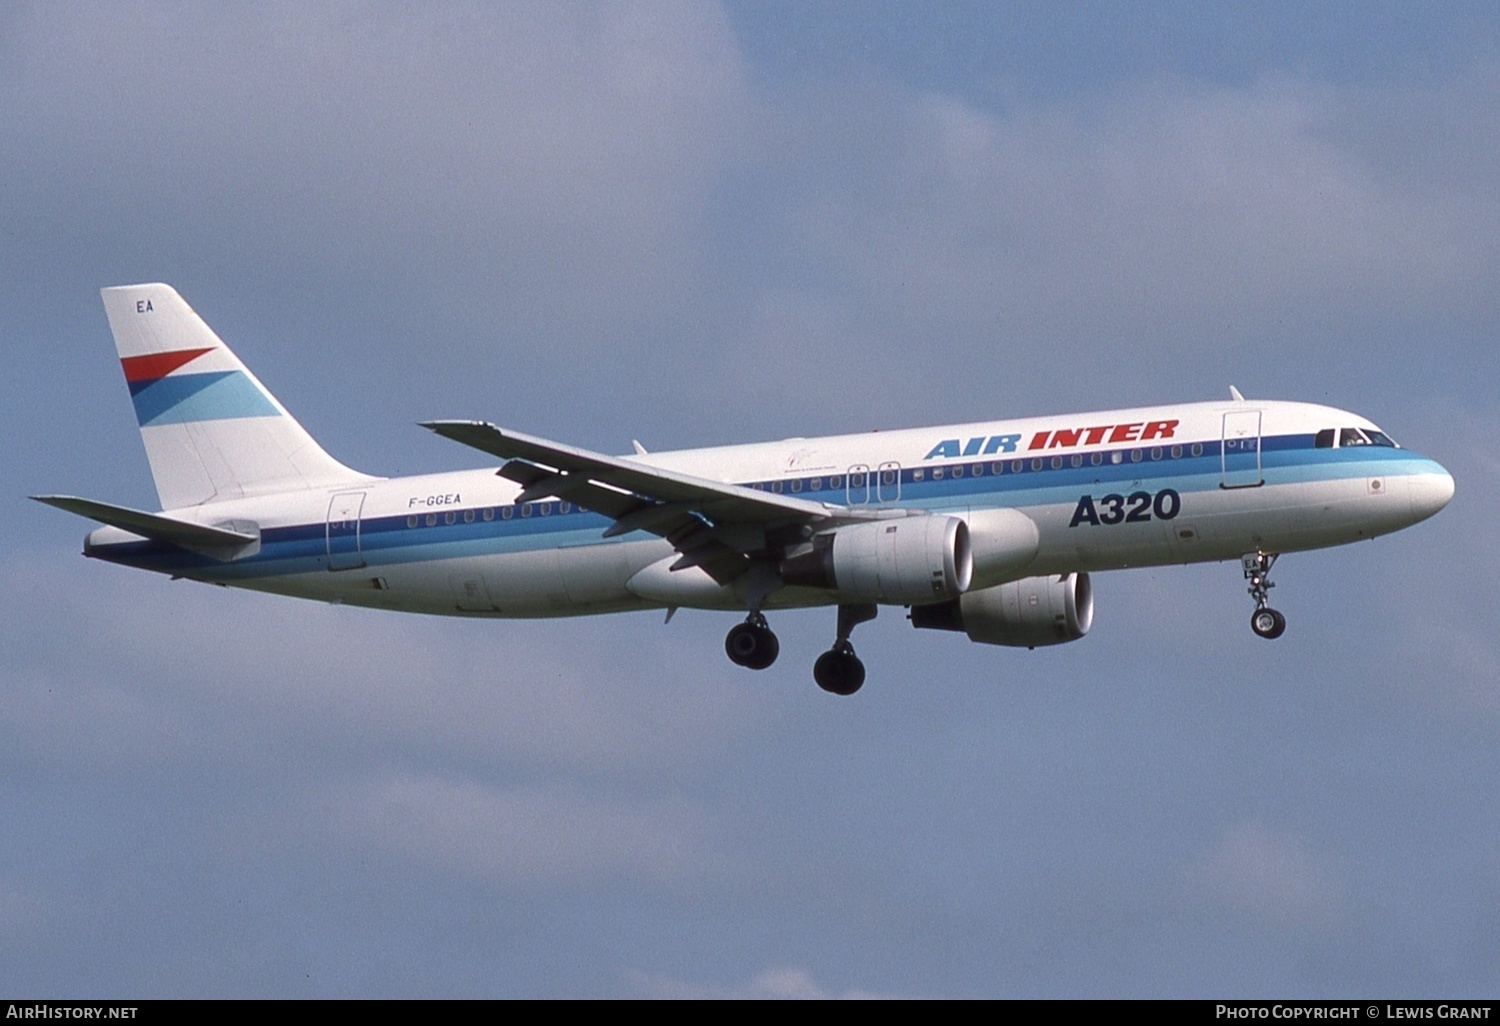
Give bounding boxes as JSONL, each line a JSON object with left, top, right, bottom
{"left": 31, "top": 495, "right": 259, "bottom": 549}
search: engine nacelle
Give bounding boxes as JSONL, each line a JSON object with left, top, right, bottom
{"left": 781, "top": 516, "right": 972, "bottom": 604}
{"left": 909, "top": 572, "right": 1093, "bottom": 648}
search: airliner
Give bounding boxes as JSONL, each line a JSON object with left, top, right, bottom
{"left": 35, "top": 284, "right": 1454, "bottom": 695}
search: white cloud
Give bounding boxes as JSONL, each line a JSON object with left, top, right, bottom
{"left": 731, "top": 72, "right": 1500, "bottom": 421}
{"left": 0, "top": 1, "right": 754, "bottom": 385}
{"left": 10, "top": 6, "right": 1497, "bottom": 448}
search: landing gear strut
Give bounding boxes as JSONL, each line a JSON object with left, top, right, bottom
{"left": 814, "top": 604, "right": 877, "bottom": 695}
{"left": 1242, "top": 551, "right": 1286, "bottom": 639}
{"left": 725, "top": 612, "right": 779, "bottom": 669}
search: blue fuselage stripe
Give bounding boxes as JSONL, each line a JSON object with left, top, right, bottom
{"left": 89, "top": 434, "right": 1440, "bottom": 579}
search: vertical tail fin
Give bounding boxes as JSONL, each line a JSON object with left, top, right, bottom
{"left": 102, "top": 283, "right": 373, "bottom": 509}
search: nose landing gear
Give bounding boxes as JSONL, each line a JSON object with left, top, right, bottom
{"left": 1242, "top": 551, "right": 1286, "bottom": 639}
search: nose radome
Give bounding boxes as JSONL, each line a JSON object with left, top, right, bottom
{"left": 1408, "top": 465, "right": 1455, "bottom": 522}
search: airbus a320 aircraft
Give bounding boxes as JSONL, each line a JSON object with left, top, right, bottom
{"left": 36, "top": 284, "right": 1454, "bottom": 695}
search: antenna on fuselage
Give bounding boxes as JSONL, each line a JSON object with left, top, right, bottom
{"left": 1229, "top": 385, "right": 1246, "bottom": 401}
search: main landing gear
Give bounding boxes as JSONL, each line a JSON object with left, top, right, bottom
{"left": 725, "top": 613, "right": 779, "bottom": 670}
{"left": 723, "top": 604, "right": 877, "bottom": 696}
{"left": 813, "top": 604, "right": 877, "bottom": 696}
{"left": 1242, "top": 551, "right": 1287, "bottom": 639}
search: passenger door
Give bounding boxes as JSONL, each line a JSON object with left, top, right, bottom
{"left": 1220, "top": 411, "right": 1263, "bottom": 489}
{"left": 326, "top": 491, "right": 367, "bottom": 570}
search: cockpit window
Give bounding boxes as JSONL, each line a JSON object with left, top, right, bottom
{"left": 1318, "top": 426, "right": 1398, "bottom": 448}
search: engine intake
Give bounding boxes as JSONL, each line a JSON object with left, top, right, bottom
{"left": 910, "top": 572, "right": 1093, "bottom": 648}
{"left": 781, "top": 516, "right": 972, "bottom": 604}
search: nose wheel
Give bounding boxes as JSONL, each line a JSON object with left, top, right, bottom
{"left": 1251, "top": 606, "right": 1286, "bottom": 639}
{"left": 1242, "top": 551, "right": 1286, "bottom": 639}
{"left": 725, "top": 613, "right": 779, "bottom": 670}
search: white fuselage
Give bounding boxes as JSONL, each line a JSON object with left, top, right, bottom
{"left": 84, "top": 398, "right": 1454, "bottom": 618}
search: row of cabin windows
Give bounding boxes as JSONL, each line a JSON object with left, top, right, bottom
{"left": 406, "top": 501, "right": 575, "bottom": 528}
{"left": 402, "top": 441, "right": 1230, "bottom": 527}
{"left": 923, "top": 443, "right": 1207, "bottom": 479}
{"left": 751, "top": 443, "right": 1208, "bottom": 491}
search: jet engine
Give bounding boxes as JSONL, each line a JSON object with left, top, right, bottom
{"left": 909, "top": 572, "right": 1093, "bottom": 648}
{"left": 781, "top": 516, "right": 972, "bottom": 605}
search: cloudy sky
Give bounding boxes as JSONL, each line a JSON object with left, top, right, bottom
{"left": 4, "top": 1, "right": 1498, "bottom": 998}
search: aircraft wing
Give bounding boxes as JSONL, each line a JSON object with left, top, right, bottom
{"left": 421, "top": 420, "right": 849, "bottom": 581}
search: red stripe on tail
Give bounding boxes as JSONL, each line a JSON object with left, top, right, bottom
{"left": 120, "top": 347, "right": 214, "bottom": 383}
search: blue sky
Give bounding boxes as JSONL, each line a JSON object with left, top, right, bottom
{"left": 4, "top": 1, "right": 1498, "bottom": 997}
{"left": 733, "top": 1, "right": 1499, "bottom": 98}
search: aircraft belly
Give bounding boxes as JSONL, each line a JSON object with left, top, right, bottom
{"left": 556, "top": 539, "right": 660, "bottom": 608}
{"left": 435, "top": 547, "right": 642, "bottom": 616}
{"left": 236, "top": 544, "right": 653, "bottom": 618}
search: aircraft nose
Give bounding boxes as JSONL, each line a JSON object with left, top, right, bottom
{"left": 1407, "top": 463, "right": 1455, "bottom": 522}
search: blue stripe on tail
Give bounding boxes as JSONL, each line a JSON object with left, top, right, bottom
{"left": 130, "top": 371, "right": 279, "bottom": 426}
